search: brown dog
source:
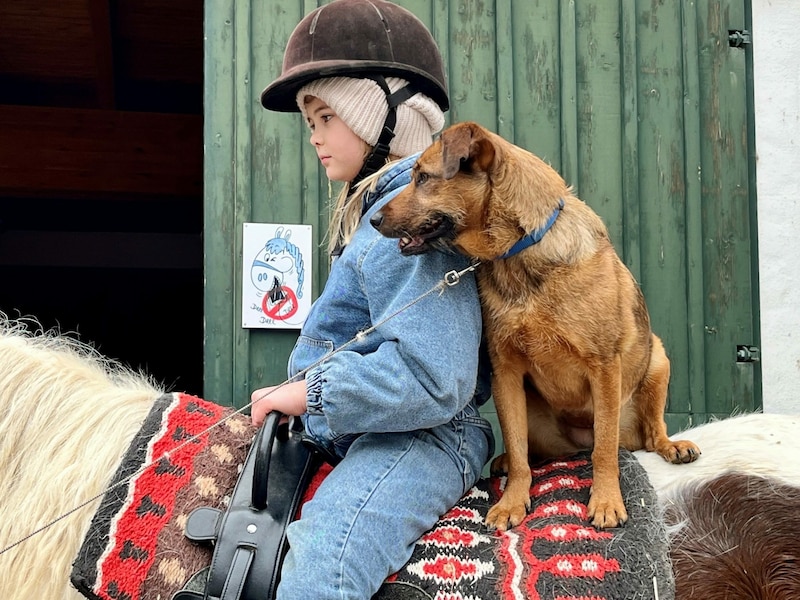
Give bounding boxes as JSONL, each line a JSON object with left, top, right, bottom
{"left": 371, "top": 121, "right": 700, "bottom": 530}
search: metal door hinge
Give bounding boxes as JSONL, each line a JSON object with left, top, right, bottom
{"left": 728, "top": 30, "right": 752, "bottom": 48}
{"left": 736, "top": 345, "right": 760, "bottom": 363}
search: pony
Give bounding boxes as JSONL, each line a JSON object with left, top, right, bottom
{"left": 1, "top": 314, "right": 798, "bottom": 599}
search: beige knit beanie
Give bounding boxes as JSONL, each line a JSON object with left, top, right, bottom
{"left": 297, "top": 76, "right": 445, "bottom": 158}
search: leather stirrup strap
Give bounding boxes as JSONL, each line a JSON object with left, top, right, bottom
{"left": 220, "top": 546, "right": 255, "bottom": 600}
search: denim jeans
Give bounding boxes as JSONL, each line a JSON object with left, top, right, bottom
{"left": 276, "top": 403, "right": 493, "bottom": 600}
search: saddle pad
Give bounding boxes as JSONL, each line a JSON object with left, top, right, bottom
{"left": 70, "top": 392, "right": 258, "bottom": 600}
{"left": 376, "top": 450, "right": 674, "bottom": 600}
{"left": 72, "top": 398, "right": 673, "bottom": 600}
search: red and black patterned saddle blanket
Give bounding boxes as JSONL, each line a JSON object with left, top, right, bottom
{"left": 71, "top": 393, "right": 674, "bottom": 600}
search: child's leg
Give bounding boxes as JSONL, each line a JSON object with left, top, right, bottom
{"left": 277, "top": 422, "right": 490, "bottom": 600}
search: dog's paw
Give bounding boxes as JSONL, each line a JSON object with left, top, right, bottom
{"left": 659, "top": 439, "right": 701, "bottom": 464}
{"left": 587, "top": 494, "right": 628, "bottom": 529}
{"left": 485, "top": 496, "right": 530, "bottom": 532}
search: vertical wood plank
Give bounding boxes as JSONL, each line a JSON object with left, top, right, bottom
{"left": 619, "top": 0, "right": 640, "bottom": 278}
{"left": 430, "top": 0, "right": 451, "bottom": 124}
{"left": 681, "top": 0, "right": 709, "bottom": 423}
{"left": 742, "top": 0, "right": 762, "bottom": 411}
{"left": 230, "top": 0, "right": 255, "bottom": 407}
{"left": 495, "top": 0, "right": 514, "bottom": 139}
{"left": 203, "top": 0, "right": 237, "bottom": 404}
{"left": 559, "top": 0, "right": 579, "bottom": 184}
{"left": 512, "top": 0, "right": 561, "bottom": 165}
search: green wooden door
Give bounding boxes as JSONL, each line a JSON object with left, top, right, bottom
{"left": 204, "top": 0, "right": 761, "bottom": 431}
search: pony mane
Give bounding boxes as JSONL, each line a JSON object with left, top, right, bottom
{"left": 0, "top": 313, "right": 164, "bottom": 599}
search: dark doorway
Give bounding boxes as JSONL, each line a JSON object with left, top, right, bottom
{"left": 0, "top": 1, "right": 204, "bottom": 393}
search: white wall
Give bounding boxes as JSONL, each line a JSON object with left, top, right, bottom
{"left": 753, "top": 0, "right": 800, "bottom": 413}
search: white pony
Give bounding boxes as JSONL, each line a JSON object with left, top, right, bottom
{"left": 1, "top": 314, "right": 798, "bottom": 599}
{"left": 634, "top": 411, "right": 800, "bottom": 501}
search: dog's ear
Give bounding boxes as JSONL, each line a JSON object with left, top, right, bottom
{"left": 440, "top": 123, "right": 496, "bottom": 180}
{"left": 441, "top": 125, "right": 472, "bottom": 179}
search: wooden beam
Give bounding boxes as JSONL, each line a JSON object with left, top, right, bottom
{"left": 0, "top": 105, "right": 202, "bottom": 199}
{"left": 0, "top": 231, "right": 201, "bottom": 269}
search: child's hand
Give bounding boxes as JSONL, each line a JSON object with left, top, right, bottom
{"left": 250, "top": 380, "right": 308, "bottom": 427}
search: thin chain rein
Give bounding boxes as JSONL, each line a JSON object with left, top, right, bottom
{"left": 0, "top": 261, "right": 479, "bottom": 557}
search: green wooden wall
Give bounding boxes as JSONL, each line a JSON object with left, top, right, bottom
{"left": 204, "top": 0, "right": 761, "bottom": 434}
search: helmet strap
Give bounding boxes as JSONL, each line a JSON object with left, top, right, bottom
{"left": 350, "top": 76, "right": 417, "bottom": 193}
{"left": 331, "top": 77, "right": 417, "bottom": 258}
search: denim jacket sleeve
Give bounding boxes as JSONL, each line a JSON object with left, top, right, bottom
{"left": 304, "top": 236, "right": 483, "bottom": 435}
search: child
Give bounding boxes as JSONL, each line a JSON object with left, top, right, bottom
{"left": 252, "top": 1, "right": 494, "bottom": 598}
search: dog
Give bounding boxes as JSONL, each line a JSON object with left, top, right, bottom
{"left": 371, "top": 121, "right": 701, "bottom": 530}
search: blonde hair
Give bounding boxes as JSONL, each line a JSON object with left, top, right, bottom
{"left": 325, "top": 158, "right": 401, "bottom": 257}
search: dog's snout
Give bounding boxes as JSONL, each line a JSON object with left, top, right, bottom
{"left": 370, "top": 211, "right": 384, "bottom": 230}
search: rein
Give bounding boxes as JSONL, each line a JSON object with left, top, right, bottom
{"left": 0, "top": 260, "right": 480, "bottom": 557}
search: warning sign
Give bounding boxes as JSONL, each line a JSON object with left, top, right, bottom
{"left": 241, "top": 223, "right": 312, "bottom": 329}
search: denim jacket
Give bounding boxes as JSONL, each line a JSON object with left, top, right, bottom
{"left": 289, "top": 154, "right": 492, "bottom": 455}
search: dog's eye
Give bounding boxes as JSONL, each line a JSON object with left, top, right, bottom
{"left": 416, "top": 172, "right": 429, "bottom": 185}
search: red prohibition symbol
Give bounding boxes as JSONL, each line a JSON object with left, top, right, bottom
{"left": 262, "top": 286, "right": 299, "bottom": 321}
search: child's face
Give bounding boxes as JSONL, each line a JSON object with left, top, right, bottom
{"left": 304, "top": 96, "right": 368, "bottom": 182}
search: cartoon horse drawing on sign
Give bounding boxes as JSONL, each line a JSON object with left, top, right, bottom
{"left": 249, "top": 226, "right": 307, "bottom": 327}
